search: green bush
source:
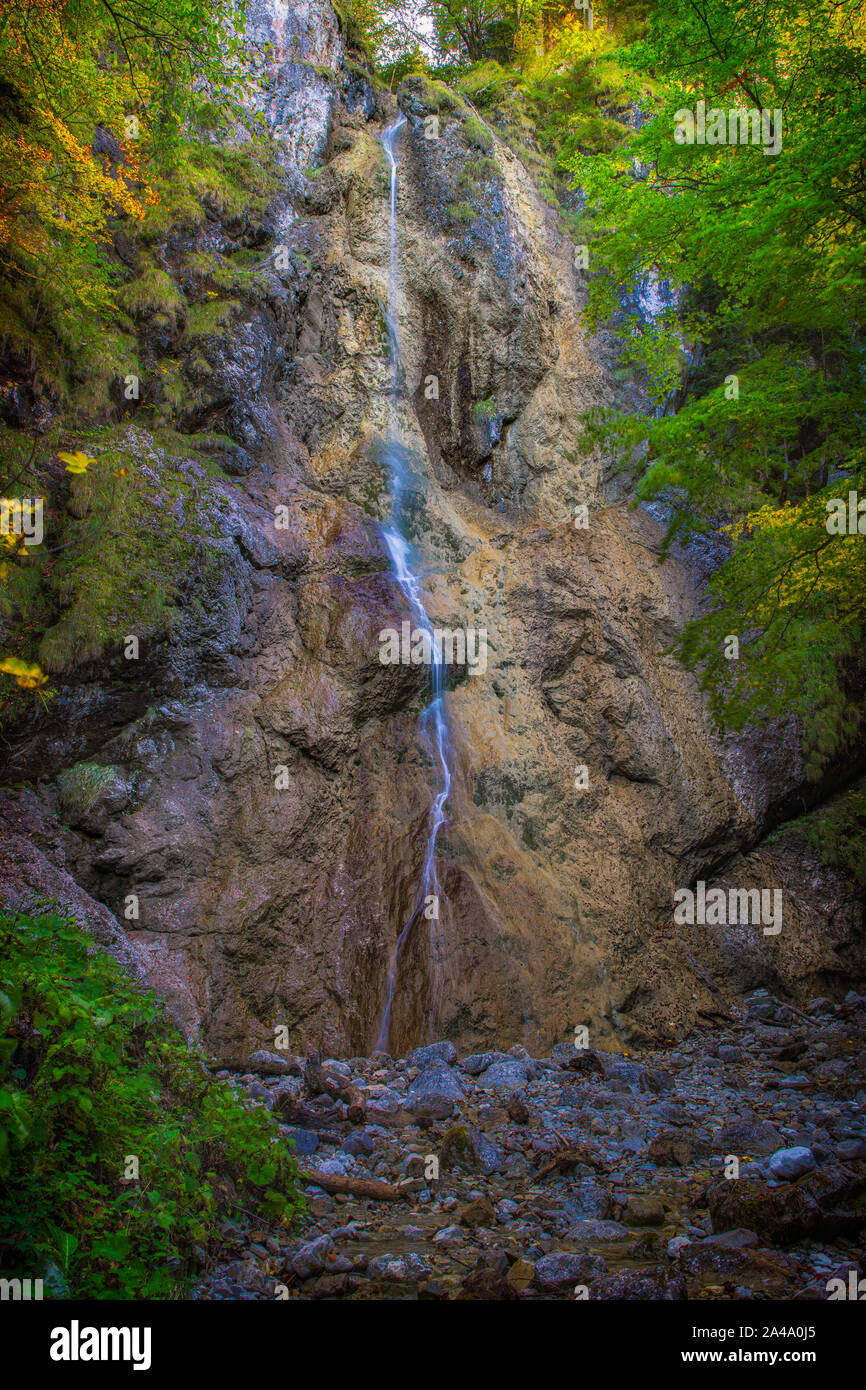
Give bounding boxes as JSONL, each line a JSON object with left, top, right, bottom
{"left": 805, "top": 788, "right": 866, "bottom": 891}
{"left": 462, "top": 113, "right": 494, "bottom": 152}
{"left": 448, "top": 200, "right": 476, "bottom": 227}
{"left": 458, "top": 156, "right": 500, "bottom": 191}
{"left": 0, "top": 909, "right": 302, "bottom": 1299}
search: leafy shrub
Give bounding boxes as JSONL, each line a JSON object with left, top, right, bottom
{"left": 462, "top": 113, "right": 494, "bottom": 152}
{"left": 805, "top": 788, "right": 866, "bottom": 891}
{"left": 0, "top": 909, "right": 302, "bottom": 1299}
{"left": 448, "top": 200, "right": 476, "bottom": 226}
{"left": 458, "top": 156, "right": 501, "bottom": 192}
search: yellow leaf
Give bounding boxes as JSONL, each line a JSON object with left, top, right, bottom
{"left": 0, "top": 656, "right": 48, "bottom": 689}
{"left": 58, "top": 449, "right": 96, "bottom": 474}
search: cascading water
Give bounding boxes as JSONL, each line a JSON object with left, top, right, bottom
{"left": 375, "top": 115, "right": 453, "bottom": 1053}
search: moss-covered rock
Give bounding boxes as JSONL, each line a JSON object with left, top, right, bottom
{"left": 440, "top": 1123, "right": 472, "bottom": 1169}
{"left": 184, "top": 299, "right": 241, "bottom": 343}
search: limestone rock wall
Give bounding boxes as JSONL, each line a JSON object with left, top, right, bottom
{"left": 2, "top": 2, "right": 862, "bottom": 1061}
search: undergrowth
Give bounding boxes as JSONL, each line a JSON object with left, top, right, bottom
{"left": 0, "top": 908, "right": 303, "bottom": 1299}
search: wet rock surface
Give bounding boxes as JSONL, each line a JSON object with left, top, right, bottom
{"left": 194, "top": 990, "right": 866, "bottom": 1300}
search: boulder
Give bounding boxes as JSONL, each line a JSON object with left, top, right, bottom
{"left": 291, "top": 1235, "right": 335, "bottom": 1280}
{"left": 475, "top": 1059, "right": 528, "bottom": 1093}
{"left": 409, "top": 1041, "right": 457, "bottom": 1068}
{"left": 535, "top": 1251, "right": 606, "bottom": 1292}
{"left": 768, "top": 1146, "right": 816, "bottom": 1181}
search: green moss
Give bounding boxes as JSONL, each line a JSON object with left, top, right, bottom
{"left": 455, "top": 61, "right": 515, "bottom": 107}
{"left": 793, "top": 784, "right": 866, "bottom": 890}
{"left": 142, "top": 140, "right": 282, "bottom": 240}
{"left": 412, "top": 75, "right": 462, "bottom": 114}
{"left": 0, "top": 282, "right": 140, "bottom": 421}
{"left": 0, "top": 294, "right": 69, "bottom": 403}
{"left": 184, "top": 249, "right": 268, "bottom": 299}
{"left": 343, "top": 57, "right": 370, "bottom": 81}
{"left": 343, "top": 56, "right": 386, "bottom": 92}
{"left": 151, "top": 428, "right": 236, "bottom": 462}
{"left": 0, "top": 426, "right": 225, "bottom": 689}
{"left": 153, "top": 359, "right": 189, "bottom": 415}
{"left": 193, "top": 99, "right": 224, "bottom": 131}
{"left": 329, "top": 0, "right": 375, "bottom": 62}
{"left": 185, "top": 298, "right": 240, "bottom": 341}
{"left": 190, "top": 355, "right": 214, "bottom": 375}
{"left": 472, "top": 396, "right": 498, "bottom": 423}
{"left": 440, "top": 1124, "right": 471, "bottom": 1169}
{"left": 458, "top": 156, "right": 500, "bottom": 191}
{"left": 0, "top": 122, "right": 280, "bottom": 423}
{"left": 75, "top": 329, "right": 142, "bottom": 420}
{"left": 451, "top": 41, "right": 638, "bottom": 227}
{"left": 118, "top": 266, "right": 185, "bottom": 322}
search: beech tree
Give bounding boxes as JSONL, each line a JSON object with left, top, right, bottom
{"left": 0, "top": 0, "right": 251, "bottom": 327}
{"left": 571, "top": 0, "right": 866, "bottom": 772}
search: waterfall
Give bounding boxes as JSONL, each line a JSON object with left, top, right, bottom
{"left": 375, "top": 115, "right": 453, "bottom": 1053}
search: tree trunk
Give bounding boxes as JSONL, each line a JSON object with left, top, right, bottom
{"left": 297, "top": 1171, "right": 404, "bottom": 1201}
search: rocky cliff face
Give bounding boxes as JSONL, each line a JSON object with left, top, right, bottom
{"left": 1, "top": 0, "right": 862, "bottom": 1062}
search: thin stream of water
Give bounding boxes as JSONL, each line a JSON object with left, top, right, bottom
{"left": 375, "top": 115, "right": 453, "bottom": 1053}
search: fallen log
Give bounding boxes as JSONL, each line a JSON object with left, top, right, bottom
{"left": 696, "top": 1009, "right": 734, "bottom": 1025}
{"left": 297, "top": 1170, "right": 404, "bottom": 1202}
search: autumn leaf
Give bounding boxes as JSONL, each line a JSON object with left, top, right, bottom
{"left": 58, "top": 450, "right": 96, "bottom": 475}
{"left": 0, "top": 656, "right": 48, "bottom": 689}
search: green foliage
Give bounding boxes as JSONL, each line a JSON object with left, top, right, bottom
{"left": 524, "top": 51, "right": 639, "bottom": 162}
{"left": 472, "top": 395, "right": 498, "bottom": 422}
{"left": 673, "top": 499, "right": 866, "bottom": 774}
{"left": 804, "top": 786, "right": 866, "bottom": 890}
{"left": 331, "top": 0, "right": 382, "bottom": 60}
{"left": 0, "top": 136, "right": 279, "bottom": 425}
{"left": 568, "top": 0, "right": 866, "bottom": 772}
{"left": 0, "top": 908, "right": 302, "bottom": 1298}
{"left": 413, "top": 74, "right": 465, "bottom": 113}
{"left": 119, "top": 265, "right": 187, "bottom": 329}
{"left": 448, "top": 198, "right": 477, "bottom": 225}
{"left": 185, "top": 299, "right": 241, "bottom": 341}
{"left": 462, "top": 112, "right": 494, "bottom": 150}
{"left": 451, "top": 25, "right": 638, "bottom": 230}
{"left": 458, "top": 155, "right": 501, "bottom": 190}
{"left": 57, "top": 763, "right": 118, "bottom": 815}
{"left": 432, "top": 0, "right": 543, "bottom": 64}
{"left": 141, "top": 139, "right": 282, "bottom": 241}
{"left": 0, "top": 426, "right": 225, "bottom": 714}
{"left": 0, "top": 0, "right": 254, "bottom": 337}
{"left": 182, "top": 247, "right": 271, "bottom": 298}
